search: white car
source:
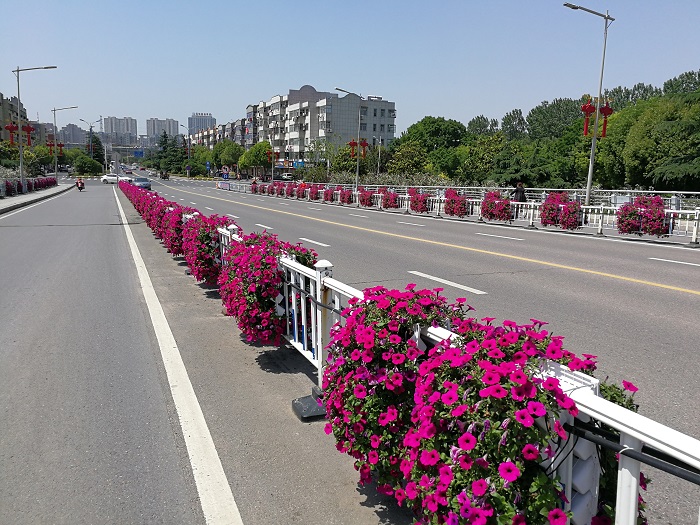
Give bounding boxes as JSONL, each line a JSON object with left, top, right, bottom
{"left": 101, "top": 173, "right": 133, "bottom": 184}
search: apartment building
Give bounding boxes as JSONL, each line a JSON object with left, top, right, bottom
{"left": 102, "top": 116, "right": 138, "bottom": 146}
{"left": 146, "top": 118, "right": 180, "bottom": 140}
{"left": 0, "top": 92, "right": 27, "bottom": 142}
{"left": 246, "top": 85, "right": 396, "bottom": 164}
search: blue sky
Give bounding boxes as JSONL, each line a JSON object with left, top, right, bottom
{"left": 2, "top": 0, "right": 698, "bottom": 135}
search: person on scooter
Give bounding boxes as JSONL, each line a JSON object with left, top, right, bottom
{"left": 76, "top": 178, "right": 85, "bottom": 191}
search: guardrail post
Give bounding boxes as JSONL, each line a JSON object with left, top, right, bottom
{"left": 292, "top": 259, "right": 334, "bottom": 420}
{"left": 615, "top": 433, "right": 642, "bottom": 525}
{"left": 597, "top": 205, "right": 605, "bottom": 235}
{"left": 691, "top": 208, "right": 699, "bottom": 245}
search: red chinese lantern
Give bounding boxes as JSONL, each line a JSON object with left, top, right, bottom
{"left": 599, "top": 102, "right": 614, "bottom": 137}
{"left": 348, "top": 139, "right": 358, "bottom": 158}
{"left": 57, "top": 143, "right": 64, "bottom": 155}
{"left": 22, "top": 124, "right": 35, "bottom": 146}
{"left": 47, "top": 141, "right": 54, "bottom": 155}
{"left": 5, "top": 122, "right": 18, "bottom": 145}
{"left": 359, "top": 139, "right": 369, "bottom": 159}
{"left": 266, "top": 150, "right": 272, "bottom": 162}
{"left": 580, "top": 99, "right": 596, "bottom": 136}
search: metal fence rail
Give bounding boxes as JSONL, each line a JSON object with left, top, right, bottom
{"left": 217, "top": 210, "right": 700, "bottom": 525}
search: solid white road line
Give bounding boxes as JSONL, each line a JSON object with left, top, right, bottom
{"left": 226, "top": 214, "right": 239, "bottom": 219}
{"left": 278, "top": 202, "right": 289, "bottom": 206}
{"left": 348, "top": 213, "right": 367, "bottom": 218}
{"left": 113, "top": 188, "right": 243, "bottom": 525}
{"left": 190, "top": 202, "right": 197, "bottom": 205}
{"left": 308, "top": 207, "right": 321, "bottom": 210}
{"left": 475, "top": 232, "right": 524, "bottom": 241}
{"left": 408, "top": 271, "right": 488, "bottom": 295}
{"left": 397, "top": 221, "right": 425, "bottom": 227}
{"left": 205, "top": 207, "right": 214, "bottom": 211}
{"left": 649, "top": 257, "right": 700, "bottom": 267}
{"left": 255, "top": 223, "right": 273, "bottom": 230}
{"left": 299, "top": 237, "right": 330, "bottom": 247}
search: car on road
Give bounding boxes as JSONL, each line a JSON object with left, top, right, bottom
{"left": 124, "top": 169, "right": 132, "bottom": 174}
{"left": 139, "top": 167, "right": 146, "bottom": 171}
{"left": 101, "top": 173, "right": 133, "bottom": 184}
{"left": 131, "top": 177, "right": 151, "bottom": 190}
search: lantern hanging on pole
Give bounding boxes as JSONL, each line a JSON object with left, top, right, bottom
{"left": 47, "top": 141, "right": 54, "bottom": 156}
{"left": 5, "top": 123, "right": 18, "bottom": 146}
{"left": 580, "top": 99, "right": 596, "bottom": 136}
{"left": 599, "top": 102, "right": 614, "bottom": 138}
{"left": 57, "top": 143, "right": 64, "bottom": 156}
{"left": 360, "top": 139, "right": 369, "bottom": 159}
{"left": 348, "top": 139, "right": 357, "bottom": 158}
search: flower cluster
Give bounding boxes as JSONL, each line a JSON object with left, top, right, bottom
{"left": 161, "top": 205, "right": 197, "bottom": 255}
{"left": 32, "top": 176, "right": 57, "bottom": 190}
{"left": 481, "top": 191, "right": 512, "bottom": 222}
{"left": 340, "top": 188, "right": 354, "bottom": 205}
{"left": 218, "top": 232, "right": 317, "bottom": 344}
{"left": 616, "top": 195, "right": 668, "bottom": 237}
{"left": 182, "top": 213, "right": 232, "bottom": 285}
{"left": 322, "top": 288, "right": 645, "bottom": 525}
{"left": 358, "top": 187, "right": 374, "bottom": 207}
{"left": 381, "top": 190, "right": 400, "bottom": 209}
{"left": 323, "top": 187, "right": 336, "bottom": 202}
{"left": 408, "top": 188, "right": 431, "bottom": 214}
{"left": 308, "top": 184, "right": 322, "bottom": 201}
{"left": 540, "top": 193, "right": 582, "bottom": 231}
{"left": 443, "top": 189, "right": 469, "bottom": 218}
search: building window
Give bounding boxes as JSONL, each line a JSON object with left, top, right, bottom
{"left": 373, "top": 124, "right": 377, "bottom": 132}
{"left": 373, "top": 108, "right": 377, "bottom": 117}
{"left": 360, "top": 123, "right": 367, "bottom": 131}
{"left": 380, "top": 124, "right": 385, "bottom": 132}
{"left": 381, "top": 109, "right": 385, "bottom": 117}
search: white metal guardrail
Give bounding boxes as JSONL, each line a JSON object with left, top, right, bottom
{"left": 218, "top": 219, "right": 700, "bottom": 525}
{"left": 219, "top": 184, "right": 700, "bottom": 244}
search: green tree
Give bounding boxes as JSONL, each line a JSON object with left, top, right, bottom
{"left": 218, "top": 141, "right": 245, "bottom": 170}
{"left": 466, "top": 115, "right": 498, "bottom": 136}
{"left": 86, "top": 134, "right": 105, "bottom": 166}
{"left": 604, "top": 83, "right": 662, "bottom": 112}
{"left": 663, "top": 69, "right": 700, "bottom": 95}
{"left": 392, "top": 116, "right": 467, "bottom": 152}
{"left": 387, "top": 140, "right": 428, "bottom": 176}
{"left": 458, "top": 133, "right": 506, "bottom": 183}
{"left": 73, "top": 154, "right": 103, "bottom": 175}
{"left": 239, "top": 141, "right": 272, "bottom": 179}
{"left": 501, "top": 109, "right": 528, "bottom": 141}
{"left": 526, "top": 98, "right": 582, "bottom": 140}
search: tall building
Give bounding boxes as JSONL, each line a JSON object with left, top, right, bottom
{"left": 0, "top": 92, "right": 27, "bottom": 142}
{"left": 243, "top": 85, "right": 397, "bottom": 164}
{"left": 146, "top": 118, "right": 179, "bottom": 140}
{"left": 188, "top": 112, "right": 216, "bottom": 133}
{"left": 60, "top": 123, "right": 86, "bottom": 145}
{"left": 102, "top": 116, "right": 138, "bottom": 146}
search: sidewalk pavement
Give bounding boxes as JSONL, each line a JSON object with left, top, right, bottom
{"left": 0, "top": 179, "right": 74, "bottom": 215}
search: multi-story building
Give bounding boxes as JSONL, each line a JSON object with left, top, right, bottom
{"left": 188, "top": 112, "right": 216, "bottom": 134}
{"left": 102, "top": 116, "right": 138, "bottom": 146}
{"left": 245, "top": 85, "right": 396, "bottom": 166}
{"left": 59, "top": 123, "right": 87, "bottom": 146}
{"left": 146, "top": 118, "right": 179, "bottom": 140}
{"left": 0, "top": 92, "right": 27, "bottom": 142}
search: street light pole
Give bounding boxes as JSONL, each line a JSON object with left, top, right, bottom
{"left": 564, "top": 3, "right": 614, "bottom": 206}
{"left": 80, "top": 118, "right": 100, "bottom": 159}
{"left": 52, "top": 105, "right": 78, "bottom": 184}
{"left": 13, "top": 65, "right": 57, "bottom": 193}
{"left": 335, "top": 87, "right": 364, "bottom": 191}
{"left": 373, "top": 136, "right": 382, "bottom": 176}
{"left": 179, "top": 124, "right": 192, "bottom": 160}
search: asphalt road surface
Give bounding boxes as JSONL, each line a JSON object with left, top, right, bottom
{"left": 1, "top": 176, "right": 698, "bottom": 524}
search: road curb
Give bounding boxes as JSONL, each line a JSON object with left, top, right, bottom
{"left": 0, "top": 185, "right": 74, "bottom": 216}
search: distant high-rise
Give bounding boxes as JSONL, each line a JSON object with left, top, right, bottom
{"left": 146, "top": 118, "right": 179, "bottom": 139}
{"left": 188, "top": 112, "right": 216, "bottom": 134}
{"left": 102, "top": 116, "right": 138, "bottom": 145}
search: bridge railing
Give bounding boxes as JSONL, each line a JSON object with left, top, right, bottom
{"left": 223, "top": 183, "right": 700, "bottom": 243}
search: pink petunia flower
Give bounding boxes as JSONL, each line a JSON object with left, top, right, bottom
{"left": 471, "top": 478, "right": 488, "bottom": 497}
{"left": 527, "top": 401, "right": 547, "bottom": 417}
{"left": 622, "top": 380, "right": 639, "bottom": 393}
{"left": 522, "top": 444, "right": 540, "bottom": 460}
{"left": 553, "top": 420, "right": 568, "bottom": 440}
{"left": 420, "top": 449, "right": 440, "bottom": 466}
{"left": 498, "top": 461, "right": 521, "bottom": 482}
{"left": 458, "top": 431, "right": 477, "bottom": 451}
{"left": 514, "top": 409, "right": 534, "bottom": 427}
{"left": 547, "top": 508, "right": 567, "bottom": 525}
{"left": 353, "top": 384, "right": 367, "bottom": 399}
